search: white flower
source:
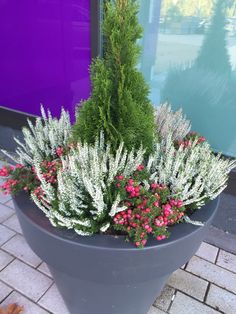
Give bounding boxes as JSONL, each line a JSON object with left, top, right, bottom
{"left": 30, "top": 133, "right": 145, "bottom": 235}
{"left": 155, "top": 103, "right": 191, "bottom": 141}
{"left": 1, "top": 105, "right": 71, "bottom": 165}
{"left": 149, "top": 135, "right": 236, "bottom": 207}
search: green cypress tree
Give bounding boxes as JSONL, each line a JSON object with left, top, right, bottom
{"left": 195, "top": 0, "right": 232, "bottom": 75}
{"left": 73, "top": 0, "right": 155, "bottom": 154}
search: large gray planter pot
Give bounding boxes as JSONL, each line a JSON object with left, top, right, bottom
{"left": 13, "top": 192, "right": 219, "bottom": 314}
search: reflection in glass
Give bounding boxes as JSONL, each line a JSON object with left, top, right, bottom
{"left": 139, "top": 0, "right": 236, "bottom": 157}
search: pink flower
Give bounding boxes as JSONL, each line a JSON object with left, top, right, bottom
{"left": 56, "top": 147, "right": 64, "bottom": 157}
{"left": 169, "top": 199, "right": 177, "bottom": 206}
{"left": 177, "top": 200, "right": 183, "bottom": 208}
{"left": 130, "top": 192, "right": 136, "bottom": 198}
{"left": 197, "top": 137, "right": 206, "bottom": 143}
{"left": 178, "top": 212, "right": 184, "bottom": 219}
{"left": 15, "top": 164, "right": 24, "bottom": 169}
{"left": 126, "top": 185, "right": 134, "bottom": 193}
{"left": 137, "top": 164, "right": 144, "bottom": 171}
{"left": 154, "top": 216, "right": 165, "bottom": 227}
{"left": 184, "top": 140, "right": 191, "bottom": 147}
{"left": 156, "top": 235, "right": 166, "bottom": 241}
{"left": 0, "top": 167, "right": 9, "bottom": 177}
{"left": 116, "top": 175, "right": 124, "bottom": 180}
{"left": 163, "top": 204, "right": 171, "bottom": 212}
{"left": 128, "top": 179, "right": 134, "bottom": 185}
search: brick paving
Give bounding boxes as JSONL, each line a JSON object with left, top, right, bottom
{"left": 0, "top": 184, "right": 236, "bottom": 312}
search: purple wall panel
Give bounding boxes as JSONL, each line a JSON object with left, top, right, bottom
{"left": 0, "top": 0, "right": 91, "bottom": 120}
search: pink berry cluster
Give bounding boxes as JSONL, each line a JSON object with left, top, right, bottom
{"left": 176, "top": 132, "right": 205, "bottom": 149}
{"left": 31, "top": 160, "right": 61, "bottom": 200}
{"left": 0, "top": 164, "right": 26, "bottom": 195}
{"left": 113, "top": 166, "right": 185, "bottom": 248}
{"left": 0, "top": 164, "right": 23, "bottom": 177}
{"left": 32, "top": 160, "right": 61, "bottom": 185}
{"left": 56, "top": 147, "right": 64, "bottom": 157}
{"left": 0, "top": 158, "right": 61, "bottom": 197}
{"left": 56, "top": 144, "right": 76, "bottom": 158}
{"left": 33, "top": 186, "right": 45, "bottom": 200}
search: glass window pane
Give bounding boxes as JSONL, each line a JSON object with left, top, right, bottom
{"left": 139, "top": 0, "right": 236, "bottom": 157}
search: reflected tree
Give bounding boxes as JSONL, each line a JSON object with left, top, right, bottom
{"left": 226, "top": 0, "right": 236, "bottom": 17}
{"left": 161, "top": 0, "right": 236, "bottom": 155}
{"left": 195, "top": 0, "right": 232, "bottom": 75}
{"left": 161, "top": 0, "right": 236, "bottom": 17}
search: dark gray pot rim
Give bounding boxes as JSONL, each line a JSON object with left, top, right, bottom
{"left": 14, "top": 191, "right": 220, "bottom": 251}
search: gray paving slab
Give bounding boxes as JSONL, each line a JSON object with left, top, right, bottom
{"left": 0, "top": 280, "right": 12, "bottom": 302}
{"left": 186, "top": 256, "right": 236, "bottom": 294}
{"left": 0, "top": 224, "right": 15, "bottom": 246}
{"left": 216, "top": 249, "right": 236, "bottom": 273}
{"left": 0, "top": 259, "right": 53, "bottom": 302}
{"left": 169, "top": 291, "right": 220, "bottom": 314}
{"left": 0, "top": 249, "right": 14, "bottom": 271}
{"left": 0, "top": 204, "right": 14, "bottom": 223}
{"left": 38, "top": 284, "right": 69, "bottom": 314}
{"left": 4, "top": 199, "right": 16, "bottom": 210}
{"left": 3, "top": 214, "right": 22, "bottom": 234}
{"left": 37, "top": 262, "right": 52, "bottom": 278}
{"left": 196, "top": 242, "right": 219, "bottom": 263}
{"left": 206, "top": 284, "right": 236, "bottom": 314}
{"left": 212, "top": 193, "right": 236, "bottom": 234}
{"left": 0, "top": 125, "right": 23, "bottom": 153}
{"left": 154, "top": 285, "right": 175, "bottom": 311}
{"left": 0, "top": 192, "right": 11, "bottom": 205}
{"left": 167, "top": 268, "right": 208, "bottom": 301}
{"left": 205, "top": 226, "right": 236, "bottom": 255}
{"left": 148, "top": 306, "right": 166, "bottom": 314}
{"left": 2, "top": 234, "right": 41, "bottom": 268}
{"left": 1, "top": 291, "right": 49, "bottom": 314}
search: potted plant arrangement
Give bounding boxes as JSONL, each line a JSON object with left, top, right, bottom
{"left": 0, "top": 1, "right": 235, "bottom": 314}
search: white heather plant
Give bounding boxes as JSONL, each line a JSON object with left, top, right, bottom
{"left": 31, "top": 134, "right": 145, "bottom": 235}
{"left": 148, "top": 135, "right": 236, "bottom": 208}
{"left": 155, "top": 103, "right": 191, "bottom": 141}
{"left": 2, "top": 106, "right": 71, "bottom": 165}
{"left": 30, "top": 131, "right": 236, "bottom": 237}
{"left": 0, "top": 106, "right": 235, "bottom": 247}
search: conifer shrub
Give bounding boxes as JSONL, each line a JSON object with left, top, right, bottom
{"left": 72, "top": 0, "right": 155, "bottom": 154}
